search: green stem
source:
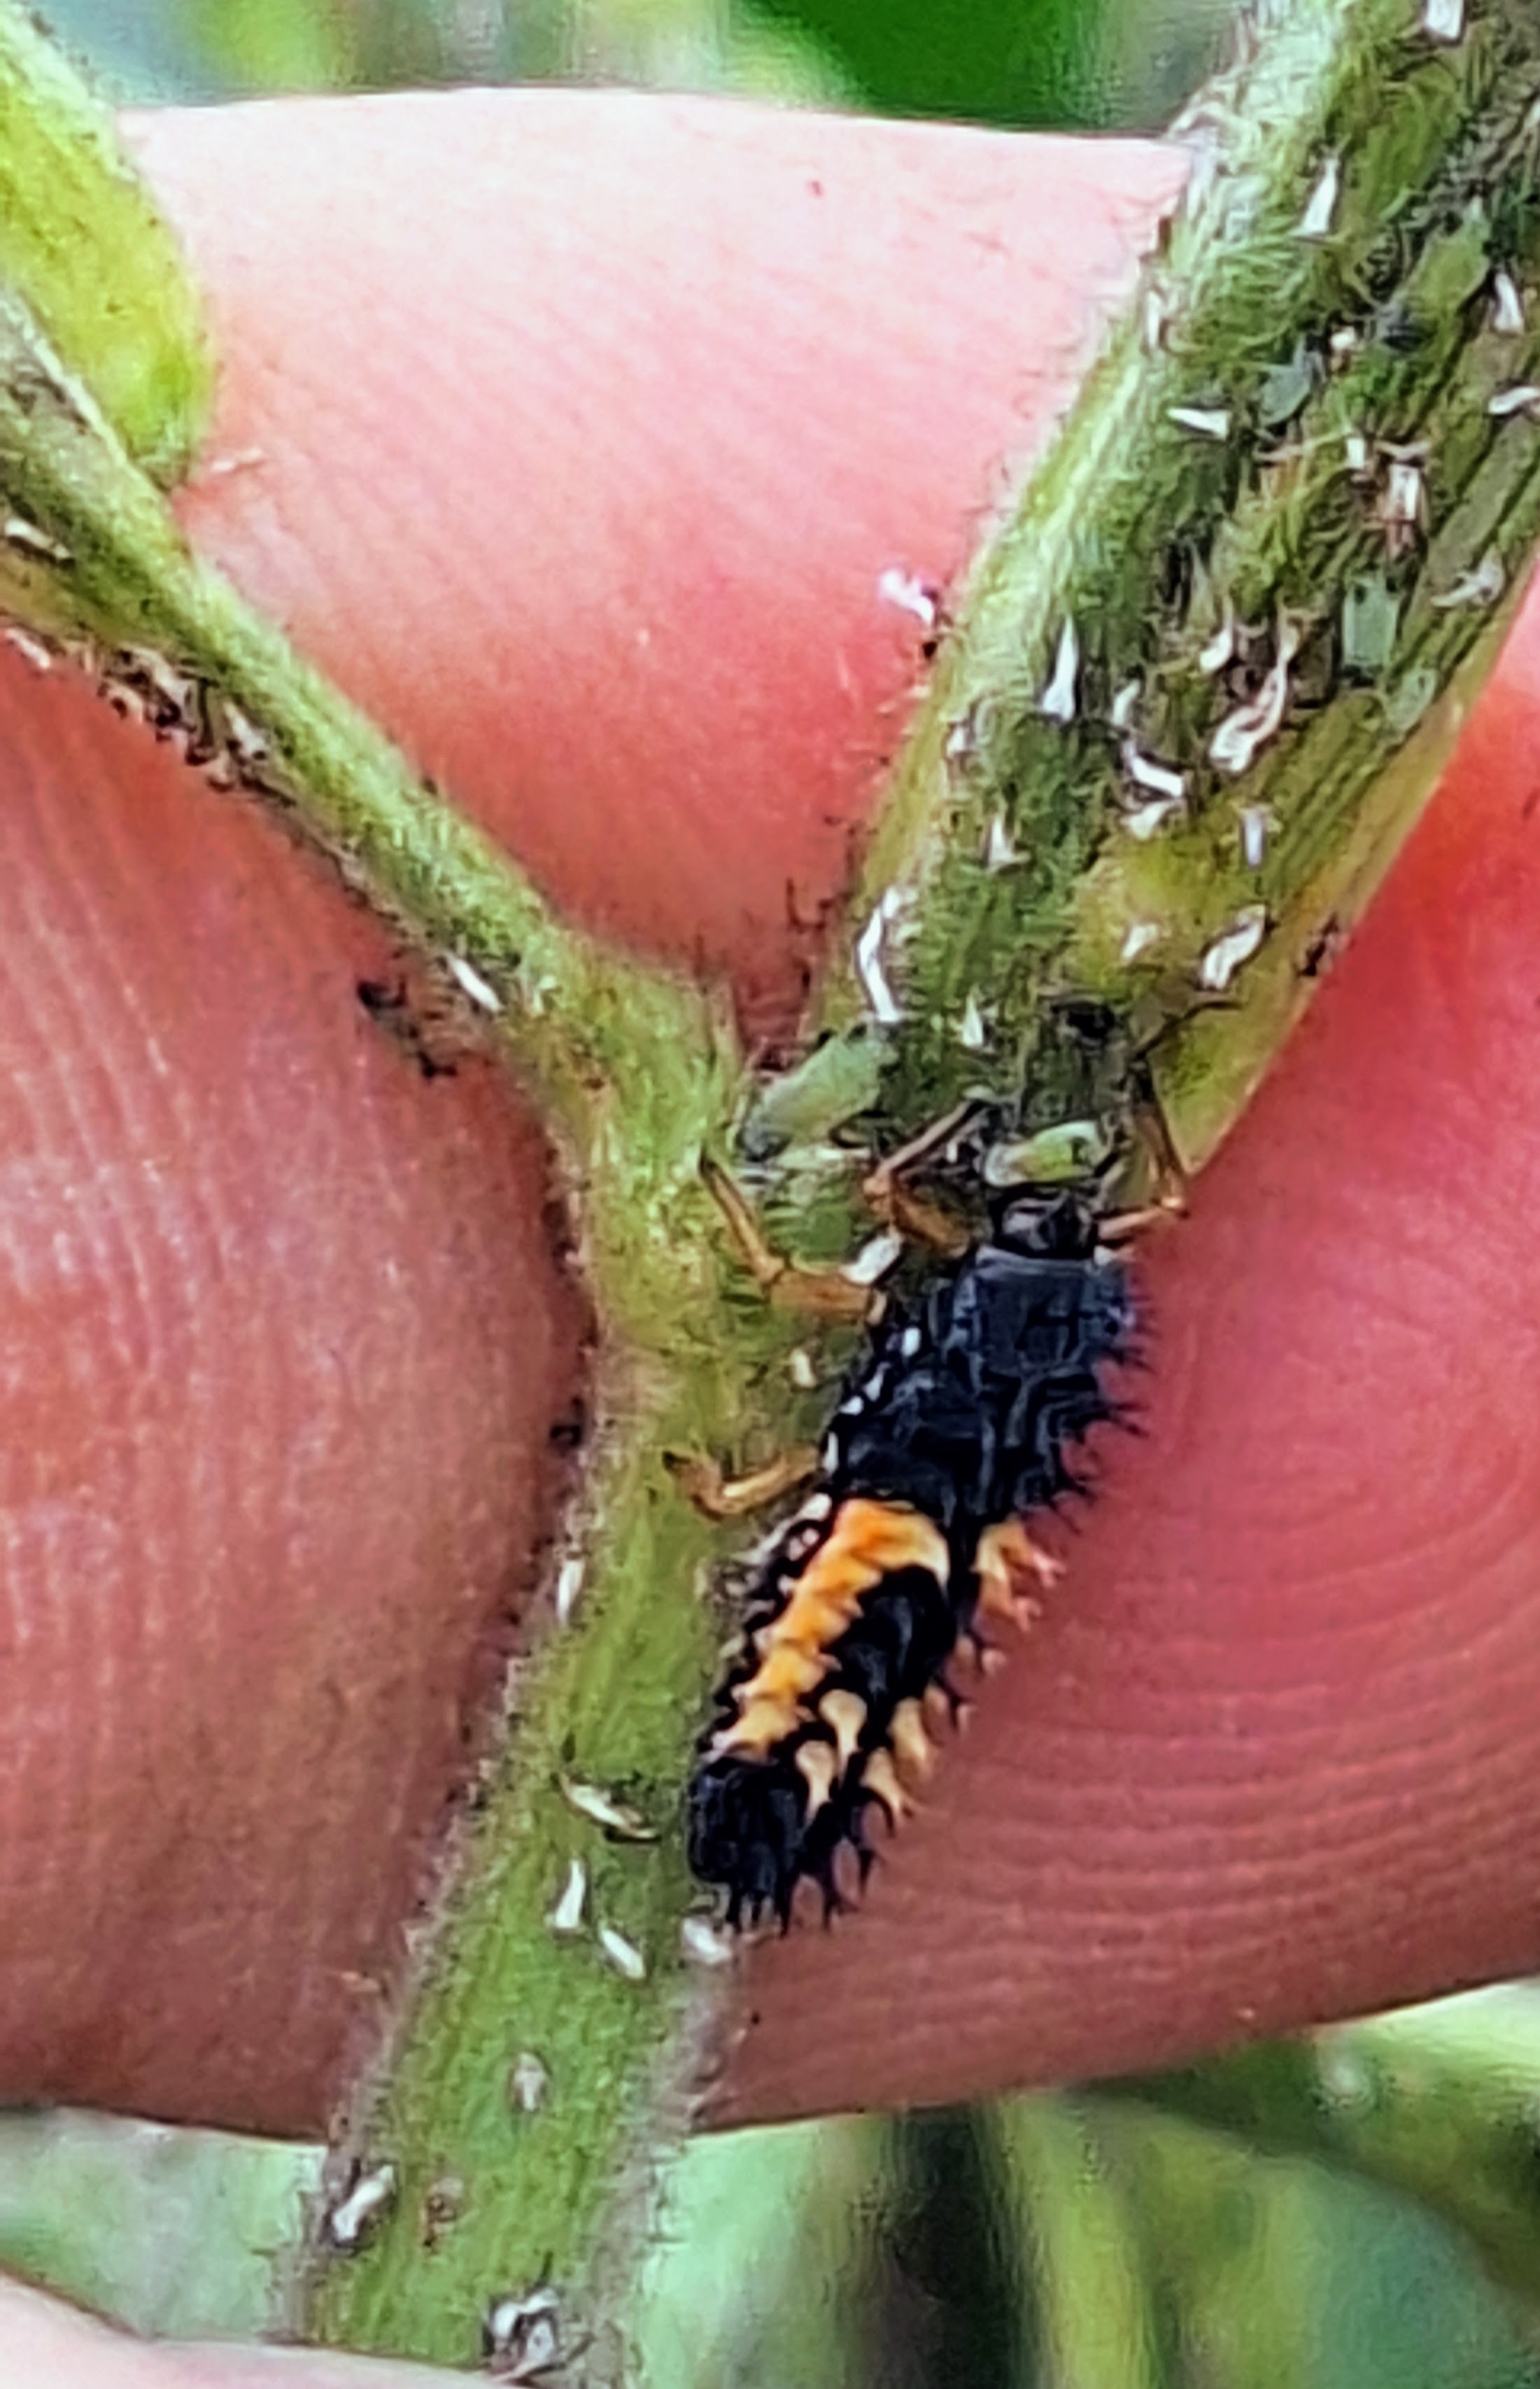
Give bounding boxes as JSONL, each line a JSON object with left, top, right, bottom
{"left": 822, "top": 0, "right": 1540, "bottom": 1179}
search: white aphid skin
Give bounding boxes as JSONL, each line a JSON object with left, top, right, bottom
{"left": 1122, "top": 795, "right": 1185, "bottom": 843}
{"left": 1493, "top": 271, "right": 1525, "bottom": 335}
{"left": 876, "top": 566, "right": 940, "bottom": 630}
{"left": 854, "top": 894, "right": 904, "bottom": 1026}
{"left": 559, "top": 1777, "right": 655, "bottom": 1840}
{"left": 1298, "top": 153, "right": 1341, "bottom": 240}
{"left": 1199, "top": 905, "right": 1269, "bottom": 992}
{"left": 1381, "top": 459, "right": 1425, "bottom": 533}
{"left": 509, "top": 2051, "right": 549, "bottom": 2114}
{"left": 1168, "top": 405, "right": 1231, "bottom": 442}
{"left": 1238, "top": 805, "right": 1272, "bottom": 871}
{"left": 898, "top": 1325, "right": 923, "bottom": 1358}
{"left": 446, "top": 952, "right": 502, "bottom": 1014}
{"left": 945, "top": 694, "right": 996, "bottom": 773}
{"left": 1120, "top": 921, "right": 1161, "bottom": 965}
{"left": 982, "top": 813, "right": 1019, "bottom": 871}
{"left": 1110, "top": 679, "right": 1142, "bottom": 732}
{"left": 840, "top": 1230, "right": 905, "bottom": 1287}
{"left": 1209, "top": 621, "right": 1300, "bottom": 777}
{"left": 596, "top": 1922, "right": 647, "bottom": 1982}
{"left": 220, "top": 703, "right": 269, "bottom": 765}
{"left": 1197, "top": 612, "right": 1236, "bottom": 675}
{"left": 680, "top": 1914, "right": 735, "bottom": 1968}
{"left": 1121, "top": 742, "right": 1187, "bottom": 803}
{"left": 555, "top": 1556, "right": 585, "bottom": 1628}
{"left": 1488, "top": 385, "right": 1540, "bottom": 420}
{"left": 3, "top": 514, "right": 69, "bottom": 562}
{"left": 545, "top": 1857, "right": 587, "bottom": 1937}
{"left": 1038, "top": 618, "right": 1079, "bottom": 724}
{"left": 787, "top": 1346, "right": 818, "bottom": 1391}
{"left": 797, "top": 1488, "right": 835, "bottom": 1522}
{"left": 324, "top": 2162, "right": 397, "bottom": 2252}
{"left": 203, "top": 446, "right": 268, "bottom": 478}
{"left": 3, "top": 625, "right": 52, "bottom": 673}
{"left": 1432, "top": 550, "right": 1505, "bottom": 611}
{"left": 1420, "top": 0, "right": 1463, "bottom": 38}
{"left": 956, "top": 993, "right": 987, "bottom": 1051}
{"left": 486, "top": 2287, "right": 563, "bottom": 2383}
{"left": 1343, "top": 430, "right": 1371, "bottom": 475}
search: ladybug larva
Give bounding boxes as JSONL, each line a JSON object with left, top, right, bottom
{"left": 686, "top": 1180, "right": 1137, "bottom": 1926}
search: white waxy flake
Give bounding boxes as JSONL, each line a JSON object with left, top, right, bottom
{"left": 1420, "top": 0, "right": 1463, "bottom": 38}
{"left": 1038, "top": 618, "right": 1079, "bottom": 723}
{"left": 877, "top": 566, "right": 939, "bottom": 630}
{"left": 1198, "top": 612, "right": 1235, "bottom": 675}
{"left": 787, "top": 1346, "right": 818, "bottom": 1390}
{"left": 1432, "top": 549, "right": 1505, "bottom": 610}
{"left": 680, "top": 1915, "right": 735, "bottom": 1968}
{"left": 221, "top": 703, "right": 267, "bottom": 765}
{"left": 1142, "top": 283, "right": 1171, "bottom": 353}
{"left": 1489, "top": 384, "right": 1540, "bottom": 420}
{"left": 555, "top": 1556, "right": 584, "bottom": 1628}
{"left": 597, "top": 1923, "right": 647, "bottom": 1982}
{"left": 1121, "top": 742, "right": 1187, "bottom": 803}
{"left": 841, "top": 1229, "right": 905, "bottom": 1287}
{"left": 982, "top": 813, "right": 1019, "bottom": 871}
{"left": 1493, "top": 272, "right": 1525, "bottom": 336}
{"left": 446, "top": 952, "right": 502, "bottom": 1013}
{"left": 325, "top": 2164, "right": 397, "bottom": 2251}
{"left": 1382, "top": 459, "right": 1425, "bottom": 530}
{"left": 1298, "top": 153, "right": 1340, "bottom": 240}
{"left": 509, "top": 2050, "right": 549, "bottom": 2113}
{"left": 1168, "top": 405, "right": 1231, "bottom": 442}
{"left": 855, "top": 891, "right": 905, "bottom": 1025}
{"left": 1110, "top": 679, "right": 1142, "bottom": 731}
{"left": 1122, "top": 795, "right": 1185, "bottom": 842}
{"left": 3, "top": 626, "right": 52, "bottom": 673}
{"left": 1238, "top": 804, "right": 1273, "bottom": 871}
{"left": 1209, "top": 620, "right": 1300, "bottom": 777}
{"left": 1119, "top": 921, "right": 1161, "bottom": 965}
{"left": 1199, "top": 905, "right": 1268, "bottom": 992}
{"left": 3, "top": 515, "right": 69, "bottom": 563}
{"left": 956, "top": 993, "right": 987, "bottom": 1051}
{"left": 486, "top": 2288, "right": 562, "bottom": 2381}
{"left": 1343, "top": 430, "right": 1371, "bottom": 475}
{"left": 560, "top": 1777, "right": 656, "bottom": 1840}
{"left": 204, "top": 445, "right": 267, "bottom": 478}
{"left": 546, "top": 1857, "right": 586, "bottom": 1937}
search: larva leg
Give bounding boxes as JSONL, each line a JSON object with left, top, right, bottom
{"left": 665, "top": 1445, "right": 821, "bottom": 1521}
{"left": 861, "top": 1099, "right": 979, "bottom": 1257}
{"left": 702, "top": 1156, "right": 877, "bottom": 1321}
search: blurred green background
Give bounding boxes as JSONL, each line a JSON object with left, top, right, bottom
{"left": 8, "top": 1, "right": 1540, "bottom": 2383}
{"left": 38, "top": 0, "right": 1238, "bottom": 127}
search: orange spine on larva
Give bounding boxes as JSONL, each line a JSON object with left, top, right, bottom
{"left": 711, "top": 1499, "right": 948, "bottom": 1759}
